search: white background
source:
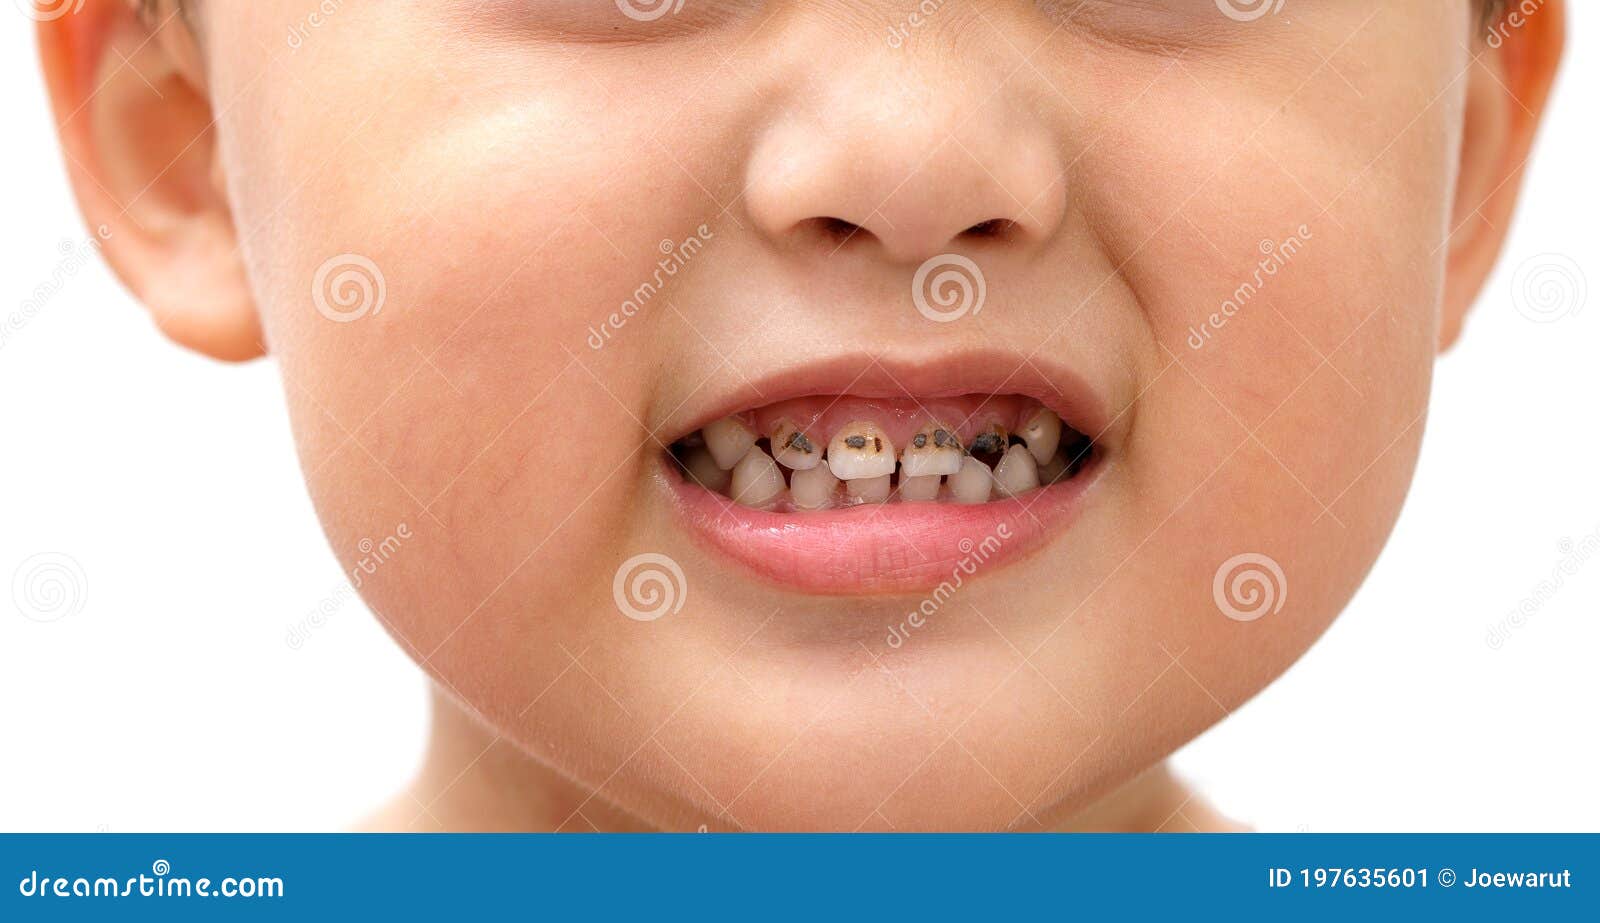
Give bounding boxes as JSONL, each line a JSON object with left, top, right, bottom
{"left": 2, "top": 13, "right": 1595, "bottom": 833}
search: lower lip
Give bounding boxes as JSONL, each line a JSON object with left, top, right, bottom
{"left": 662, "top": 459, "right": 1102, "bottom": 596}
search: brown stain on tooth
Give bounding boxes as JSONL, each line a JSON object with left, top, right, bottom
{"left": 845, "top": 435, "right": 867, "bottom": 449}
{"left": 912, "top": 433, "right": 929, "bottom": 449}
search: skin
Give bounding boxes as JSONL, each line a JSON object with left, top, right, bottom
{"left": 39, "top": 1, "right": 1562, "bottom": 831}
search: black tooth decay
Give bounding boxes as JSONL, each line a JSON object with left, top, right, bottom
{"left": 787, "top": 432, "right": 815, "bottom": 453}
{"left": 969, "top": 432, "right": 1004, "bottom": 455}
{"left": 912, "top": 433, "right": 928, "bottom": 449}
{"left": 845, "top": 435, "right": 867, "bottom": 449}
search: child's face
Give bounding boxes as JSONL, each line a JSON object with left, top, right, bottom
{"left": 50, "top": 1, "right": 1557, "bottom": 829}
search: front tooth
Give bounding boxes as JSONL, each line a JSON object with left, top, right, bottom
{"left": 682, "top": 445, "right": 731, "bottom": 492}
{"left": 704, "top": 416, "right": 757, "bottom": 470}
{"left": 790, "top": 463, "right": 840, "bottom": 510}
{"left": 770, "top": 419, "right": 823, "bottom": 471}
{"left": 897, "top": 473, "right": 942, "bottom": 502}
{"left": 900, "top": 423, "right": 963, "bottom": 478}
{"left": 845, "top": 474, "right": 891, "bottom": 504}
{"left": 1018, "top": 408, "right": 1063, "bottom": 465}
{"left": 1038, "top": 451, "right": 1068, "bottom": 485}
{"left": 949, "top": 456, "right": 994, "bottom": 504}
{"left": 730, "top": 446, "right": 786, "bottom": 508}
{"left": 826, "top": 420, "right": 896, "bottom": 480}
{"left": 967, "top": 424, "right": 1008, "bottom": 457}
{"left": 993, "top": 444, "right": 1040, "bottom": 497}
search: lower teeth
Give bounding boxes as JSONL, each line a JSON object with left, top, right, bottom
{"left": 672, "top": 407, "right": 1094, "bottom": 512}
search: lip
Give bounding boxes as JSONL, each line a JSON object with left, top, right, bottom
{"left": 656, "top": 350, "right": 1113, "bottom": 596}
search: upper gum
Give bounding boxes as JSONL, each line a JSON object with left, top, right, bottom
{"left": 745, "top": 394, "right": 1043, "bottom": 452}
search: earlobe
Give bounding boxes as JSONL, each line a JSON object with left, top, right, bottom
{"left": 37, "top": 2, "right": 265, "bottom": 361}
{"left": 1438, "top": 0, "right": 1565, "bottom": 352}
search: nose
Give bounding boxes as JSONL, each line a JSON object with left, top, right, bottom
{"left": 743, "top": 29, "right": 1067, "bottom": 265}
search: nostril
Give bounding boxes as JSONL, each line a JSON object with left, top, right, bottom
{"left": 816, "top": 216, "right": 866, "bottom": 242}
{"left": 961, "top": 218, "right": 1017, "bottom": 240}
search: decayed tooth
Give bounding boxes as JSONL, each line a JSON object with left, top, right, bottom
{"left": 993, "top": 444, "right": 1041, "bottom": 497}
{"left": 1018, "top": 408, "right": 1063, "bottom": 465}
{"left": 682, "top": 445, "right": 731, "bottom": 492}
{"left": 770, "top": 419, "right": 823, "bottom": 471}
{"left": 967, "top": 424, "right": 1008, "bottom": 457}
{"left": 790, "top": 463, "right": 840, "bottom": 510}
{"left": 703, "top": 416, "right": 757, "bottom": 470}
{"left": 730, "top": 446, "right": 786, "bottom": 509}
{"left": 826, "top": 421, "right": 896, "bottom": 480}
{"left": 900, "top": 423, "right": 963, "bottom": 478}
{"left": 949, "top": 456, "right": 995, "bottom": 505}
{"left": 845, "top": 474, "right": 891, "bottom": 504}
{"left": 897, "top": 473, "right": 942, "bottom": 502}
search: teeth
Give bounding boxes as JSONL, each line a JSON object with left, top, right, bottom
{"left": 897, "top": 473, "right": 942, "bottom": 502}
{"left": 790, "top": 463, "right": 840, "bottom": 510}
{"left": 844, "top": 474, "right": 891, "bottom": 504}
{"left": 949, "top": 456, "right": 995, "bottom": 505}
{"left": 1018, "top": 408, "right": 1063, "bottom": 465}
{"left": 967, "top": 424, "right": 1008, "bottom": 457}
{"left": 682, "top": 445, "right": 731, "bottom": 492}
{"left": 826, "top": 420, "right": 896, "bottom": 480}
{"left": 703, "top": 416, "right": 758, "bottom": 470}
{"left": 1037, "top": 451, "right": 1068, "bottom": 486}
{"left": 993, "top": 444, "right": 1040, "bottom": 498}
{"left": 730, "top": 446, "right": 786, "bottom": 509}
{"left": 770, "top": 419, "right": 823, "bottom": 471}
{"left": 900, "top": 423, "right": 964, "bottom": 478}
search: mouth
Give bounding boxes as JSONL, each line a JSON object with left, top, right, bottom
{"left": 658, "top": 353, "right": 1110, "bottom": 595}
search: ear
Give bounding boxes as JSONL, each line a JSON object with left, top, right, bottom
{"left": 36, "top": 1, "right": 263, "bottom": 361}
{"left": 1439, "top": 1, "right": 1566, "bottom": 351}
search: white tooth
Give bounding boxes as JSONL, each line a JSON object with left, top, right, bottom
{"left": 897, "top": 473, "right": 942, "bottom": 502}
{"left": 1038, "top": 451, "right": 1068, "bottom": 486}
{"left": 683, "top": 446, "right": 731, "bottom": 493}
{"left": 845, "top": 474, "right": 891, "bottom": 504}
{"left": 770, "top": 419, "right": 823, "bottom": 471}
{"left": 826, "top": 420, "right": 896, "bottom": 480}
{"left": 1018, "top": 408, "right": 1063, "bottom": 465}
{"left": 730, "top": 446, "right": 786, "bottom": 509}
{"left": 790, "top": 463, "right": 840, "bottom": 510}
{"left": 899, "top": 423, "right": 963, "bottom": 478}
{"left": 949, "top": 456, "right": 994, "bottom": 505}
{"left": 703, "top": 416, "right": 757, "bottom": 470}
{"left": 993, "top": 444, "right": 1041, "bottom": 497}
